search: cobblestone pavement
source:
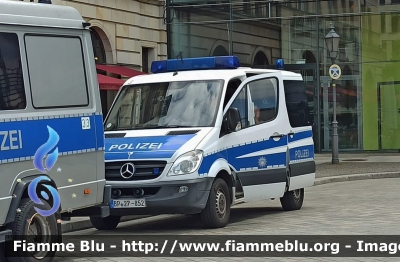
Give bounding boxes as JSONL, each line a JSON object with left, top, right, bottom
{"left": 55, "top": 178, "right": 400, "bottom": 262}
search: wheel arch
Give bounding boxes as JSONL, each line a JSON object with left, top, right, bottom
{"left": 5, "top": 175, "right": 62, "bottom": 225}
{"left": 206, "top": 159, "right": 234, "bottom": 204}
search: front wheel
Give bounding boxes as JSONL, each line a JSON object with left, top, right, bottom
{"left": 200, "top": 178, "right": 231, "bottom": 228}
{"left": 280, "top": 188, "right": 304, "bottom": 211}
{"left": 6, "top": 198, "right": 59, "bottom": 262}
{"left": 90, "top": 215, "right": 121, "bottom": 230}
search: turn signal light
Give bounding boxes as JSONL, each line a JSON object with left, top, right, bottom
{"left": 84, "top": 188, "right": 91, "bottom": 195}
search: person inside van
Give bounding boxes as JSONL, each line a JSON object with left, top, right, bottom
{"left": 254, "top": 105, "right": 267, "bottom": 125}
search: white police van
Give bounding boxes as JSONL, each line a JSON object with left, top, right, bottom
{"left": 92, "top": 56, "right": 315, "bottom": 229}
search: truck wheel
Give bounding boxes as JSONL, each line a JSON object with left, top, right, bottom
{"left": 90, "top": 215, "right": 121, "bottom": 230}
{"left": 200, "top": 178, "right": 231, "bottom": 228}
{"left": 6, "top": 198, "right": 59, "bottom": 262}
{"left": 0, "top": 242, "right": 8, "bottom": 262}
{"left": 280, "top": 188, "right": 304, "bottom": 211}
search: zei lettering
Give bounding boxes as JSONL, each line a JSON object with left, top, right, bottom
{"left": 0, "top": 130, "right": 23, "bottom": 151}
{"left": 295, "top": 149, "right": 309, "bottom": 159}
{"left": 108, "top": 143, "right": 163, "bottom": 151}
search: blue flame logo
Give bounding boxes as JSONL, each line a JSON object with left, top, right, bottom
{"left": 33, "top": 126, "right": 59, "bottom": 173}
{"left": 28, "top": 125, "right": 61, "bottom": 217}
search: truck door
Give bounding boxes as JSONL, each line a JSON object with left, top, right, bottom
{"left": 222, "top": 72, "right": 289, "bottom": 202}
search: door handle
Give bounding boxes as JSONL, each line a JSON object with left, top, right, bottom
{"left": 270, "top": 134, "right": 285, "bottom": 139}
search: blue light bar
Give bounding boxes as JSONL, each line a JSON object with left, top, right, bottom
{"left": 150, "top": 56, "right": 240, "bottom": 74}
{"left": 276, "top": 58, "right": 284, "bottom": 69}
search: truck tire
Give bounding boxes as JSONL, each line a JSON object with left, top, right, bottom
{"left": 90, "top": 215, "right": 121, "bottom": 230}
{"left": 0, "top": 242, "right": 8, "bottom": 262}
{"left": 6, "top": 198, "right": 59, "bottom": 262}
{"left": 200, "top": 178, "right": 231, "bottom": 228}
{"left": 280, "top": 188, "right": 304, "bottom": 211}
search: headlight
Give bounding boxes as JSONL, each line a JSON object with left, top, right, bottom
{"left": 168, "top": 150, "right": 203, "bottom": 176}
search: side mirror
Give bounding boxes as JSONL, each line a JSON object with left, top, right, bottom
{"left": 225, "top": 107, "right": 241, "bottom": 132}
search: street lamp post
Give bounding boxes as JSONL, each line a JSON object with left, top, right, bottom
{"left": 325, "top": 23, "right": 341, "bottom": 164}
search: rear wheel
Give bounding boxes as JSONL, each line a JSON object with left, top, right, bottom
{"left": 200, "top": 178, "right": 231, "bottom": 228}
{"left": 90, "top": 215, "right": 121, "bottom": 230}
{"left": 280, "top": 188, "right": 304, "bottom": 211}
{"left": 6, "top": 198, "right": 59, "bottom": 262}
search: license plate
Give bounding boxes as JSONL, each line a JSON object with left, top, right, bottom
{"left": 110, "top": 199, "right": 146, "bottom": 208}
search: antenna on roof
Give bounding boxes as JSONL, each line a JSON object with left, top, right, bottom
{"left": 173, "top": 52, "right": 183, "bottom": 76}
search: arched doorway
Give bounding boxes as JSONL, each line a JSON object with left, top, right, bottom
{"left": 91, "top": 29, "right": 106, "bottom": 64}
{"left": 213, "top": 45, "right": 228, "bottom": 56}
{"left": 253, "top": 51, "right": 268, "bottom": 66}
{"left": 302, "top": 50, "right": 316, "bottom": 63}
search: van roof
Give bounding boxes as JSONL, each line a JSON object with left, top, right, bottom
{"left": 0, "top": 0, "right": 85, "bottom": 29}
{"left": 124, "top": 68, "right": 303, "bottom": 86}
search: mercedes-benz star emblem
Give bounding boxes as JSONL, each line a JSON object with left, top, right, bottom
{"left": 120, "top": 163, "right": 135, "bottom": 179}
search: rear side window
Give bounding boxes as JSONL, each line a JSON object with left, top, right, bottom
{"left": 283, "top": 80, "right": 312, "bottom": 127}
{"left": 0, "top": 32, "right": 27, "bottom": 110}
{"left": 24, "top": 34, "right": 89, "bottom": 109}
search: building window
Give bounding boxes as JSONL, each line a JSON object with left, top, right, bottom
{"left": 243, "top": 0, "right": 251, "bottom": 15}
{"left": 90, "top": 29, "right": 106, "bottom": 64}
{"left": 142, "top": 47, "right": 149, "bottom": 73}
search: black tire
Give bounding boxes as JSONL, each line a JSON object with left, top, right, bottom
{"left": 280, "top": 188, "right": 304, "bottom": 211}
{"left": 6, "top": 198, "right": 59, "bottom": 262}
{"left": 90, "top": 215, "right": 121, "bottom": 230}
{"left": 0, "top": 242, "right": 9, "bottom": 262}
{"left": 200, "top": 178, "right": 231, "bottom": 228}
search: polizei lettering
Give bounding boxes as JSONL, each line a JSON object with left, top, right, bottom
{"left": 295, "top": 149, "right": 309, "bottom": 158}
{"left": 0, "top": 130, "right": 23, "bottom": 151}
{"left": 108, "top": 143, "right": 163, "bottom": 151}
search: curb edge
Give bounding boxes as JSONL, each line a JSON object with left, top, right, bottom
{"left": 314, "top": 172, "right": 400, "bottom": 186}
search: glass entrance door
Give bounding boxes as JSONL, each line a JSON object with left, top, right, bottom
{"left": 320, "top": 75, "right": 362, "bottom": 151}
{"left": 377, "top": 82, "right": 400, "bottom": 150}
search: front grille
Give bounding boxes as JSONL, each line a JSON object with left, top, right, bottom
{"left": 105, "top": 161, "right": 167, "bottom": 181}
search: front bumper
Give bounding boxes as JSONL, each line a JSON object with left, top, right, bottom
{"left": 105, "top": 178, "right": 214, "bottom": 216}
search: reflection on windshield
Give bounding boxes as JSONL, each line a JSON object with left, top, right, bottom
{"left": 105, "top": 80, "right": 224, "bottom": 130}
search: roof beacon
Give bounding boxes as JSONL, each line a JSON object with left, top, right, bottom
{"left": 151, "top": 56, "right": 240, "bottom": 74}
{"left": 276, "top": 58, "right": 284, "bottom": 70}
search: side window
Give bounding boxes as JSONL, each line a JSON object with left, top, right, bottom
{"left": 0, "top": 32, "right": 27, "bottom": 110}
{"left": 231, "top": 87, "right": 248, "bottom": 128}
{"left": 229, "top": 77, "right": 278, "bottom": 129}
{"left": 248, "top": 78, "right": 278, "bottom": 126}
{"left": 223, "top": 78, "right": 241, "bottom": 108}
{"left": 24, "top": 34, "right": 89, "bottom": 109}
{"left": 283, "top": 80, "right": 312, "bottom": 127}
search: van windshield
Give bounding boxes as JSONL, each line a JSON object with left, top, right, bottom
{"left": 104, "top": 80, "right": 224, "bottom": 131}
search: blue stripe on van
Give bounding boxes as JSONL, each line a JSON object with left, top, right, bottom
{"left": 199, "top": 137, "right": 288, "bottom": 174}
{"left": 288, "top": 129, "right": 313, "bottom": 143}
{"left": 289, "top": 144, "right": 315, "bottom": 162}
{"left": 0, "top": 113, "right": 104, "bottom": 163}
{"left": 199, "top": 130, "right": 314, "bottom": 175}
{"left": 104, "top": 134, "right": 196, "bottom": 161}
